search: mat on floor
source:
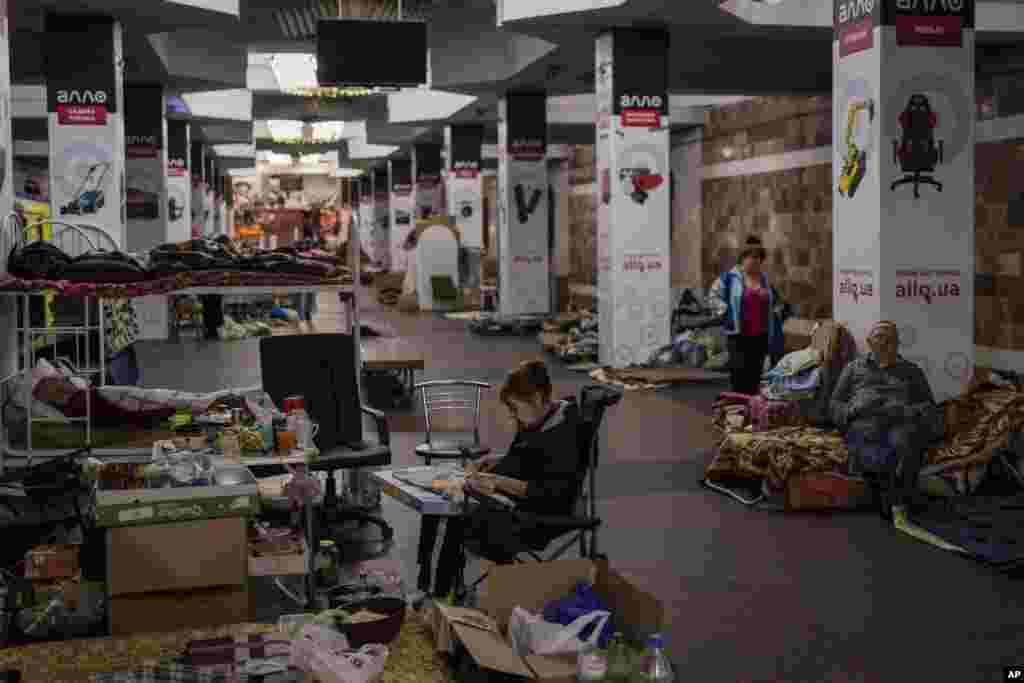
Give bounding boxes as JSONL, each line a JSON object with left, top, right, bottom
{"left": 901, "top": 495, "right": 1024, "bottom": 570}
{"left": 0, "top": 614, "right": 448, "bottom": 683}
{"left": 443, "top": 311, "right": 484, "bottom": 322}
{"left": 590, "top": 366, "right": 730, "bottom": 391}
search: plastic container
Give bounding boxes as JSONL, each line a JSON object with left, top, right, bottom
{"left": 605, "top": 632, "right": 632, "bottom": 682}
{"left": 640, "top": 633, "right": 674, "bottom": 682}
{"left": 315, "top": 540, "right": 338, "bottom": 586}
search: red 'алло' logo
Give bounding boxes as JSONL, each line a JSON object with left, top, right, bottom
{"left": 895, "top": 270, "right": 961, "bottom": 303}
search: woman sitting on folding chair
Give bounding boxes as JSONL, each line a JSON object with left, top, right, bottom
{"left": 418, "top": 360, "right": 581, "bottom": 601}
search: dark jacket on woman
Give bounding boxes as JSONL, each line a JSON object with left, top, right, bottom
{"left": 489, "top": 399, "right": 582, "bottom": 516}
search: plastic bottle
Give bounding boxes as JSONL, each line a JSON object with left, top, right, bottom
{"left": 315, "top": 539, "right": 338, "bottom": 586}
{"left": 605, "top": 632, "right": 631, "bottom": 683}
{"left": 639, "top": 634, "right": 674, "bottom": 682}
{"left": 577, "top": 641, "right": 607, "bottom": 681}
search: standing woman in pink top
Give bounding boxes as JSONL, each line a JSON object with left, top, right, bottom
{"left": 710, "top": 236, "right": 788, "bottom": 395}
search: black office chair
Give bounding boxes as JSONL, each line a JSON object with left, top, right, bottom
{"left": 258, "top": 334, "right": 393, "bottom": 544}
{"left": 891, "top": 93, "right": 944, "bottom": 199}
{"left": 453, "top": 385, "right": 623, "bottom": 603}
{"left": 414, "top": 380, "right": 492, "bottom": 465}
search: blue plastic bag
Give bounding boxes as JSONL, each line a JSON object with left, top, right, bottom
{"left": 541, "top": 581, "right": 615, "bottom": 649}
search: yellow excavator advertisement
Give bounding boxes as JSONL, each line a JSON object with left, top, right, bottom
{"left": 838, "top": 98, "right": 874, "bottom": 199}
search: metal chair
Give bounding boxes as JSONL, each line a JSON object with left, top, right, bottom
{"left": 414, "top": 380, "right": 492, "bottom": 465}
{"left": 454, "top": 385, "right": 623, "bottom": 603}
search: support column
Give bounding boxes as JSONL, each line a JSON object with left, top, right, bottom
{"left": 595, "top": 29, "right": 672, "bottom": 368}
{"left": 388, "top": 158, "right": 413, "bottom": 272}
{"left": 373, "top": 167, "right": 390, "bottom": 269}
{"left": 446, "top": 124, "right": 484, "bottom": 289}
{"left": 204, "top": 154, "right": 215, "bottom": 237}
{"left": 125, "top": 85, "right": 166, "bottom": 253}
{"left": 0, "top": 0, "right": 16, "bottom": 380}
{"left": 498, "top": 91, "right": 550, "bottom": 316}
{"left": 414, "top": 143, "right": 443, "bottom": 219}
{"left": 357, "top": 174, "right": 372, "bottom": 257}
{"left": 190, "top": 141, "right": 205, "bottom": 239}
{"left": 552, "top": 155, "right": 571, "bottom": 312}
{"left": 44, "top": 14, "right": 126, "bottom": 247}
{"left": 833, "top": 0, "right": 975, "bottom": 400}
{"left": 166, "top": 120, "right": 191, "bottom": 243}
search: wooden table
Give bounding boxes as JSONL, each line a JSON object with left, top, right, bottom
{"left": 362, "top": 339, "right": 426, "bottom": 396}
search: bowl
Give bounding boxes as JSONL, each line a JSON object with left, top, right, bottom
{"left": 333, "top": 597, "right": 406, "bottom": 647}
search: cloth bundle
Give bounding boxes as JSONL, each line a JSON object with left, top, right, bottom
{"left": 762, "top": 348, "right": 823, "bottom": 402}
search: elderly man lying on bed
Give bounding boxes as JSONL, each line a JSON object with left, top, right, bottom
{"left": 829, "top": 320, "right": 944, "bottom": 520}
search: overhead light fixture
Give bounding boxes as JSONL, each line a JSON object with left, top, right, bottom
{"left": 264, "top": 120, "right": 345, "bottom": 144}
{"left": 334, "top": 168, "right": 364, "bottom": 178}
{"left": 299, "top": 154, "right": 323, "bottom": 165}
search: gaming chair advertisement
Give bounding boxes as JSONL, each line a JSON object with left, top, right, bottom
{"left": 498, "top": 92, "right": 550, "bottom": 316}
{"left": 166, "top": 120, "right": 190, "bottom": 243}
{"left": 124, "top": 85, "right": 166, "bottom": 253}
{"left": 389, "top": 159, "right": 414, "bottom": 272}
{"left": 595, "top": 29, "right": 672, "bottom": 369}
{"left": 414, "top": 143, "right": 443, "bottom": 219}
{"left": 45, "top": 15, "right": 126, "bottom": 248}
{"left": 833, "top": 0, "right": 975, "bottom": 401}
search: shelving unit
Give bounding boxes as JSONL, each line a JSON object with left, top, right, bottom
{"left": 0, "top": 210, "right": 364, "bottom": 465}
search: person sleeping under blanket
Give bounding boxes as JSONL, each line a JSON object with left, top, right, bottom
{"left": 829, "top": 320, "right": 944, "bottom": 520}
{"left": 416, "top": 360, "right": 581, "bottom": 601}
{"left": 33, "top": 375, "right": 175, "bottom": 427}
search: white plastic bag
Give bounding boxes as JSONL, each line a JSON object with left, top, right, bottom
{"left": 508, "top": 606, "right": 611, "bottom": 656}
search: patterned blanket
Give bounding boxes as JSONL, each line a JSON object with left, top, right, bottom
{"left": 707, "top": 384, "right": 1024, "bottom": 495}
{"left": 0, "top": 269, "right": 352, "bottom": 299}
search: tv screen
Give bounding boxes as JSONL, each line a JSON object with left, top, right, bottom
{"left": 317, "top": 19, "right": 428, "bottom": 88}
{"left": 278, "top": 175, "right": 303, "bottom": 192}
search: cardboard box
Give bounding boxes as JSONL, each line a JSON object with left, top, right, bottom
{"left": 109, "top": 584, "right": 251, "bottom": 636}
{"left": 108, "top": 517, "right": 248, "bottom": 596}
{"left": 95, "top": 482, "right": 260, "bottom": 528}
{"left": 248, "top": 537, "right": 309, "bottom": 577}
{"left": 429, "top": 559, "right": 664, "bottom": 682}
{"left": 25, "top": 544, "right": 80, "bottom": 580}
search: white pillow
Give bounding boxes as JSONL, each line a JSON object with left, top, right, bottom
{"left": 14, "top": 359, "right": 71, "bottom": 422}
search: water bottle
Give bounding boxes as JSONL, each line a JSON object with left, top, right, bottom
{"left": 576, "top": 641, "right": 607, "bottom": 681}
{"left": 605, "top": 632, "right": 631, "bottom": 682}
{"left": 640, "top": 633, "right": 674, "bottom": 682}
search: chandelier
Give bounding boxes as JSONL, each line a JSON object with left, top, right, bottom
{"left": 288, "top": 86, "right": 376, "bottom": 98}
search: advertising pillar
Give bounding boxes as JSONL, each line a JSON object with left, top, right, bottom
{"left": 358, "top": 175, "right": 374, "bottom": 257}
{"left": 414, "top": 143, "right": 443, "bottom": 219}
{"left": 124, "top": 85, "right": 166, "bottom": 253}
{"left": 44, "top": 15, "right": 126, "bottom": 247}
{"left": 0, "top": 0, "right": 15, "bottom": 379}
{"left": 388, "top": 158, "right": 413, "bottom": 272}
{"left": 190, "top": 141, "right": 205, "bottom": 239}
{"left": 833, "top": 0, "right": 975, "bottom": 400}
{"left": 595, "top": 29, "right": 672, "bottom": 368}
{"left": 446, "top": 124, "right": 484, "bottom": 289}
{"left": 498, "top": 91, "right": 550, "bottom": 316}
{"left": 166, "top": 120, "right": 190, "bottom": 243}
{"left": 204, "top": 155, "right": 215, "bottom": 237}
{"left": 373, "top": 167, "right": 390, "bottom": 269}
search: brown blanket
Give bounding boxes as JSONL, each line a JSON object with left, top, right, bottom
{"left": 706, "top": 384, "right": 1024, "bottom": 493}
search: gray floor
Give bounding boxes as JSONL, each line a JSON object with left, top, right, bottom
{"left": 133, "top": 296, "right": 1024, "bottom": 683}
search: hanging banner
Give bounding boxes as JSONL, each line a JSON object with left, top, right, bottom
{"left": 389, "top": 159, "right": 414, "bottom": 271}
{"left": 833, "top": 0, "right": 975, "bottom": 400}
{"left": 45, "top": 15, "right": 125, "bottom": 248}
{"left": 596, "top": 29, "right": 671, "bottom": 368}
{"left": 414, "top": 143, "right": 443, "bottom": 219}
{"left": 125, "top": 85, "right": 165, "bottom": 253}
{"left": 166, "top": 120, "right": 190, "bottom": 243}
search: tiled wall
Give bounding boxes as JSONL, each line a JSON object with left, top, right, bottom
{"left": 702, "top": 95, "right": 1024, "bottom": 351}
{"left": 975, "top": 141, "right": 1024, "bottom": 350}
{"left": 569, "top": 146, "right": 597, "bottom": 286}
{"left": 701, "top": 97, "right": 835, "bottom": 320}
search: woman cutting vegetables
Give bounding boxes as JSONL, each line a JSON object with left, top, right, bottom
{"left": 416, "top": 360, "right": 581, "bottom": 602}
